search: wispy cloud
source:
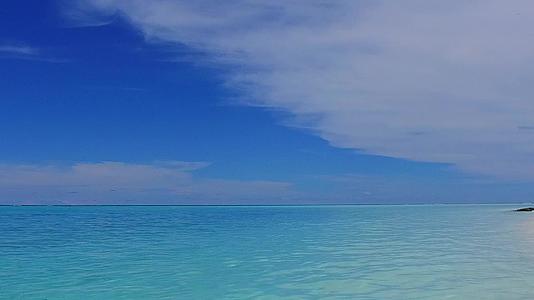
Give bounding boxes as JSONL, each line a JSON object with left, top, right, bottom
{"left": 0, "top": 45, "right": 39, "bottom": 56}
{"left": 67, "top": 0, "right": 534, "bottom": 180}
{"left": 0, "top": 161, "right": 294, "bottom": 205}
{"left": 0, "top": 43, "right": 68, "bottom": 62}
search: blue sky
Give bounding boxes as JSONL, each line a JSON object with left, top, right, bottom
{"left": 1, "top": 0, "right": 534, "bottom": 204}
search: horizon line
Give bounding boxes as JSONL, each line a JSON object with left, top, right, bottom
{"left": 0, "top": 203, "right": 531, "bottom": 207}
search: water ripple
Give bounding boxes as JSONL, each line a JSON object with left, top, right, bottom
{"left": 1, "top": 205, "right": 534, "bottom": 299}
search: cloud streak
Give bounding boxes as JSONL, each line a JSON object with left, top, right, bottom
{"left": 0, "top": 161, "right": 294, "bottom": 204}
{"left": 0, "top": 43, "right": 68, "bottom": 62}
{"left": 0, "top": 45, "right": 39, "bottom": 56}
{"left": 67, "top": 0, "right": 534, "bottom": 179}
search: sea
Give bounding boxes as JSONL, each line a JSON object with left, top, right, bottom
{"left": 1, "top": 204, "right": 534, "bottom": 299}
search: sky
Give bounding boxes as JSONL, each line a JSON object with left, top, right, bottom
{"left": 1, "top": 0, "right": 534, "bottom": 204}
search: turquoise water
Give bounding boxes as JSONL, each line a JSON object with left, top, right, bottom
{"left": 1, "top": 205, "right": 534, "bottom": 299}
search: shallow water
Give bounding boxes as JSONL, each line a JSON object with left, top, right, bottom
{"left": 1, "top": 205, "right": 534, "bottom": 299}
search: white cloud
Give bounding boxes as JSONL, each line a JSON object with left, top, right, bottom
{"left": 67, "top": 0, "right": 534, "bottom": 179}
{"left": 0, "top": 45, "right": 39, "bottom": 56}
{"left": 0, "top": 161, "right": 294, "bottom": 204}
{"left": 0, "top": 44, "right": 67, "bottom": 62}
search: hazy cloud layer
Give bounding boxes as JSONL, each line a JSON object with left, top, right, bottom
{"left": 0, "top": 161, "right": 294, "bottom": 204}
{"left": 2, "top": 161, "right": 533, "bottom": 204}
{"left": 68, "top": 0, "right": 534, "bottom": 179}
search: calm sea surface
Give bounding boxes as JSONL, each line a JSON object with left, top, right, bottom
{"left": 1, "top": 205, "right": 534, "bottom": 299}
